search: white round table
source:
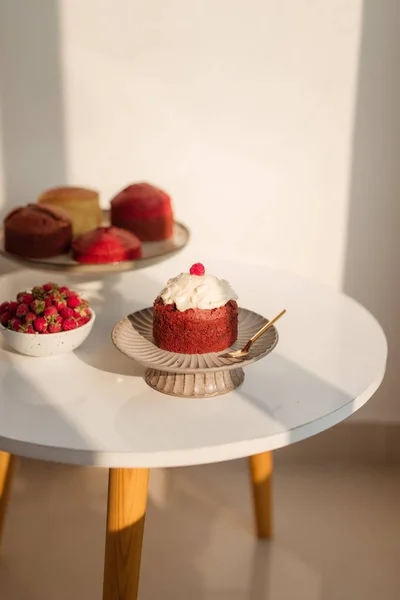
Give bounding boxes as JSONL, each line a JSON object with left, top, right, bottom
{"left": 0, "top": 258, "right": 387, "bottom": 600}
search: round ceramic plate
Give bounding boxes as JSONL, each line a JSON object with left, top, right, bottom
{"left": 112, "top": 307, "right": 279, "bottom": 397}
{"left": 0, "top": 211, "right": 190, "bottom": 274}
{"left": 112, "top": 306, "right": 279, "bottom": 373}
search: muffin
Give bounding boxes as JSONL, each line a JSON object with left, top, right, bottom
{"left": 4, "top": 204, "right": 73, "bottom": 258}
{"left": 111, "top": 182, "right": 173, "bottom": 241}
{"left": 72, "top": 226, "right": 142, "bottom": 264}
{"left": 37, "top": 186, "right": 102, "bottom": 236}
{"left": 153, "top": 263, "right": 238, "bottom": 354}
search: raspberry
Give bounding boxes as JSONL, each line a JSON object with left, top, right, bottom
{"left": 43, "top": 282, "right": 59, "bottom": 293}
{"left": 62, "top": 317, "right": 77, "bottom": 331}
{"left": 10, "top": 317, "right": 23, "bottom": 332}
{"left": 32, "top": 286, "right": 46, "bottom": 299}
{"left": 17, "top": 292, "right": 34, "bottom": 304}
{"left": 0, "top": 302, "right": 9, "bottom": 315}
{"left": 77, "top": 316, "right": 90, "bottom": 327}
{"left": 67, "top": 295, "right": 80, "bottom": 309}
{"left": 16, "top": 303, "right": 29, "bottom": 318}
{"left": 18, "top": 323, "right": 35, "bottom": 334}
{"left": 33, "top": 317, "right": 47, "bottom": 333}
{"left": 25, "top": 312, "right": 36, "bottom": 324}
{"left": 48, "top": 322, "right": 62, "bottom": 333}
{"left": 30, "top": 299, "right": 45, "bottom": 315}
{"left": 1, "top": 311, "right": 10, "bottom": 327}
{"left": 72, "top": 303, "right": 90, "bottom": 318}
{"left": 53, "top": 298, "right": 66, "bottom": 311}
{"left": 22, "top": 293, "right": 34, "bottom": 305}
{"left": 59, "top": 307, "right": 74, "bottom": 320}
{"left": 189, "top": 263, "right": 205, "bottom": 276}
{"left": 48, "top": 293, "right": 66, "bottom": 311}
{"left": 44, "top": 305, "right": 58, "bottom": 320}
{"left": 8, "top": 302, "right": 18, "bottom": 316}
{"left": 52, "top": 314, "right": 63, "bottom": 326}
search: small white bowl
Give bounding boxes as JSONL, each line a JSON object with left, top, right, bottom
{"left": 0, "top": 309, "right": 96, "bottom": 357}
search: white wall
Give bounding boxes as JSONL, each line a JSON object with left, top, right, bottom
{"left": 0, "top": 1, "right": 398, "bottom": 421}
{"left": 58, "top": 0, "right": 361, "bottom": 288}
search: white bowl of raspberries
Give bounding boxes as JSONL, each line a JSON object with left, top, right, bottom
{"left": 0, "top": 282, "right": 95, "bottom": 357}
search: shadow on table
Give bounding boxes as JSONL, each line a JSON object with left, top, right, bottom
{"left": 0, "top": 364, "right": 98, "bottom": 463}
{"left": 73, "top": 272, "right": 161, "bottom": 376}
{"left": 240, "top": 353, "right": 355, "bottom": 447}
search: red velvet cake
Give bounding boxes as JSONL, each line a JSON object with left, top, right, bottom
{"left": 4, "top": 203, "right": 73, "bottom": 258}
{"left": 153, "top": 263, "right": 238, "bottom": 354}
{"left": 111, "top": 182, "right": 173, "bottom": 242}
{"left": 72, "top": 226, "right": 142, "bottom": 264}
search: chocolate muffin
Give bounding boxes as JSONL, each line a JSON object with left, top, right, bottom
{"left": 4, "top": 204, "right": 73, "bottom": 258}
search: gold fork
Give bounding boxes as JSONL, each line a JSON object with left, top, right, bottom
{"left": 220, "top": 309, "right": 286, "bottom": 359}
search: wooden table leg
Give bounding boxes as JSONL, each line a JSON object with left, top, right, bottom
{"left": 103, "top": 468, "right": 149, "bottom": 600}
{"left": 249, "top": 451, "right": 273, "bottom": 538}
{"left": 0, "top": 451, "right": 15, "bottom": 548}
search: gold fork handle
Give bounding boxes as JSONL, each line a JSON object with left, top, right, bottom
{"left": 243, "top": 309, "right": 286, "bottom": 352}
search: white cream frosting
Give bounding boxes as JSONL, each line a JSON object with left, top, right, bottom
{"left": 159, "top": 272, "right": 238, "bottom": 312}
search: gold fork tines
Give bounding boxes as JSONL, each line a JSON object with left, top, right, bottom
{"left": 220, "top": 309, "right": 286, "bottom": 360}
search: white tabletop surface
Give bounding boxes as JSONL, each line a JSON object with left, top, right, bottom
{"left": 0, "top": 255, "right": 387, "bottom": 468}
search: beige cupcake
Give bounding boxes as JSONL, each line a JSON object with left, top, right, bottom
{"left": 37, "top": 186, "right": 102, "bottom": 237}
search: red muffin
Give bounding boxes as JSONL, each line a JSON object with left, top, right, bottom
{"left": 153, "top": 263, "right": 239, "bottom": 354}
{"left": 4, "top": 203, "right": 73, "bottom": 258}
{"left": 72, "top": 226, "right": 142, "bottom": 264}
{"left": 111, "top": 182, "right": 173, "bottom": 241}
